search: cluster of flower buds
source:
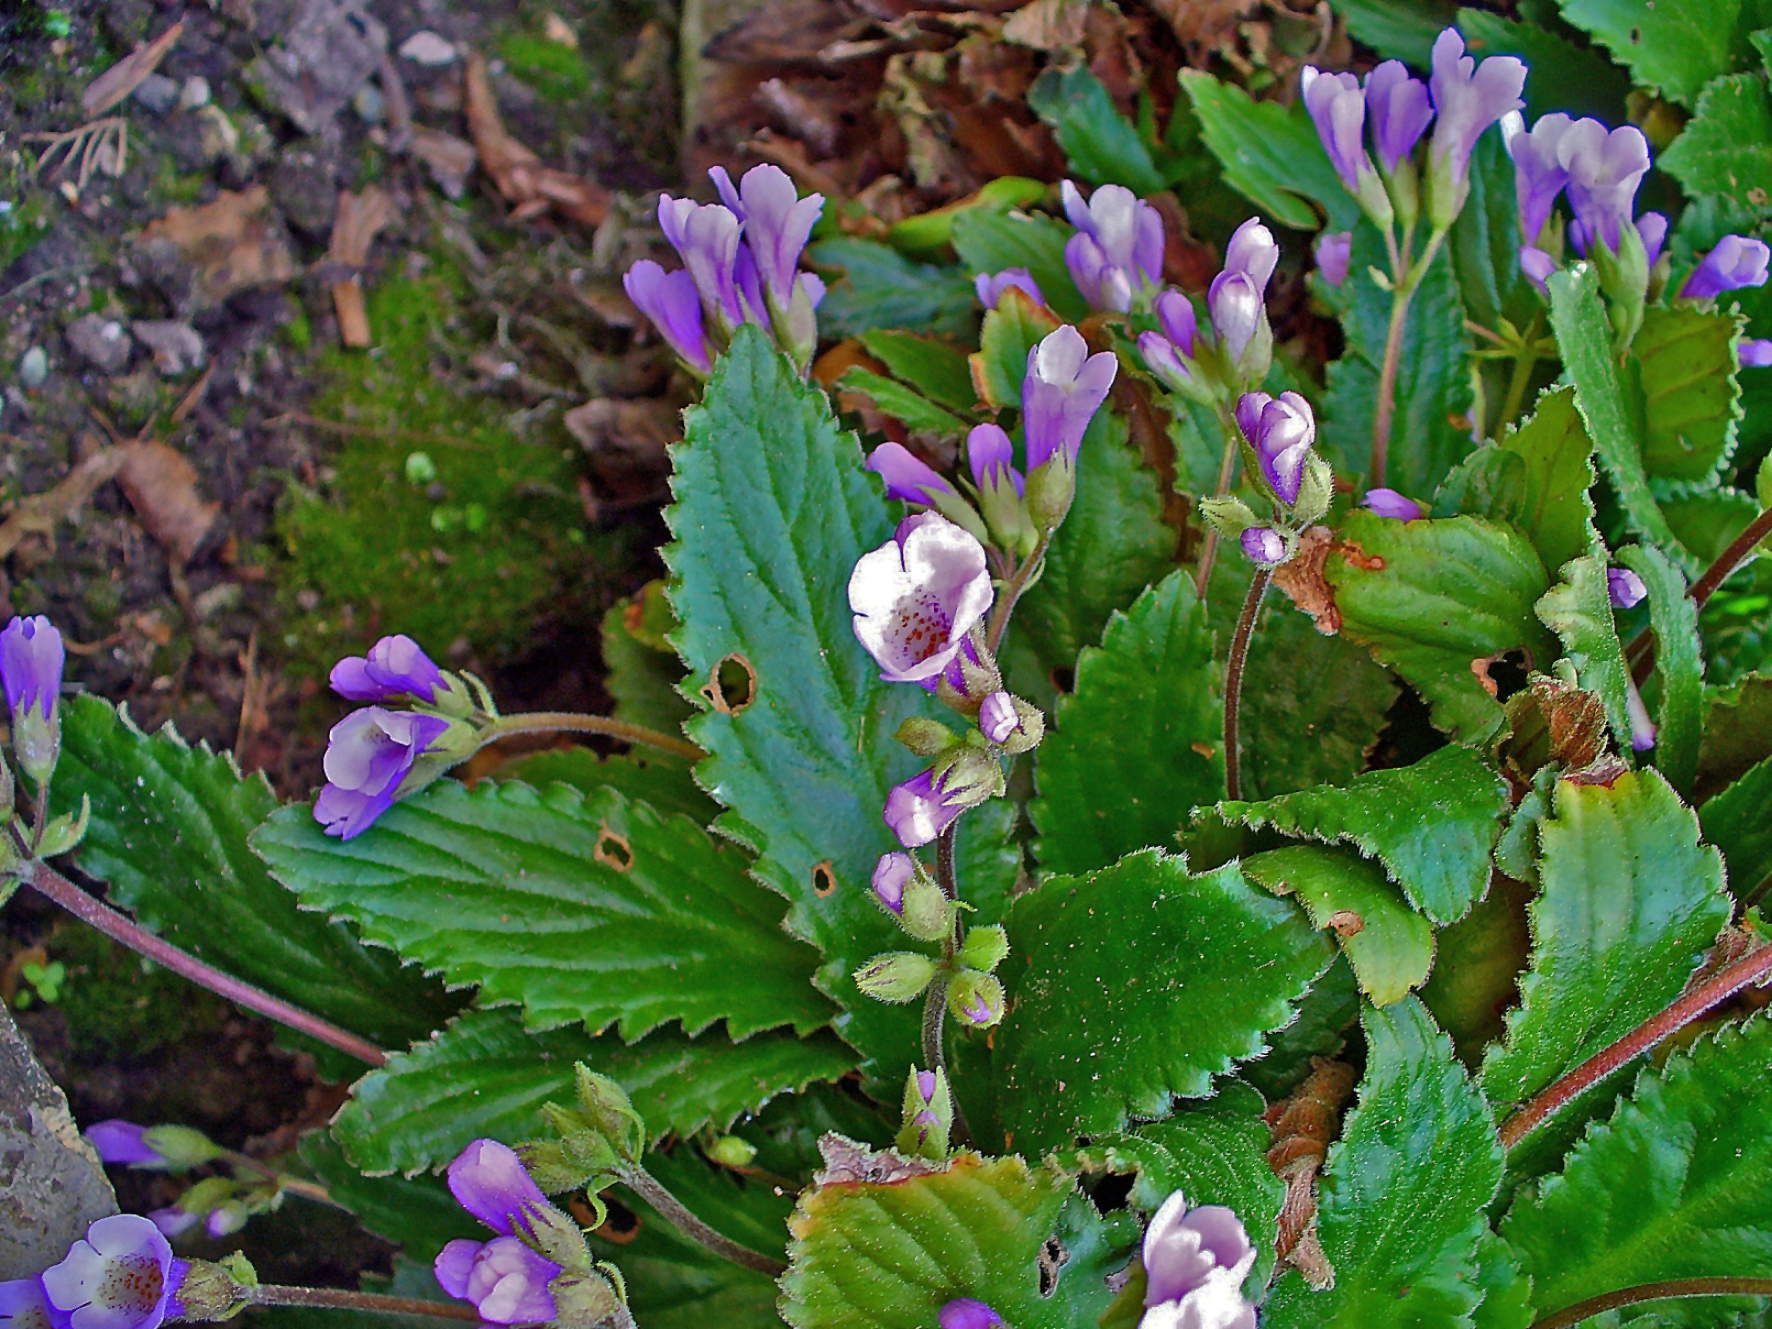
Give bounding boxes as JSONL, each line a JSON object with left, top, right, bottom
{"left": 853, "top": 914, "right": 1009, "bottom": 1030}
{"left": 314, "top": 634, "right": 493, "bottom": 839}
{"left": 1138, "top": 218, "right": 1280, "bottom": 404}
{"left": 0, "top": 615, "right": 89, "bottom": 868}
{"left": 1135, "top": 1192, "right": 1258, "bottom": 1329}
{"left": 1198, "top": 391, "right": 1332, "bottom": 569}
{"left": 623, "top": 164, "right": 825, "bottom": 375}
{"left": 896, "top": 1065, "right": 955, "bottom": 1159}
{"left": 83, "top": 1120, "right": 277, "bottom": 1239}
{"left": 1061, "top": 182, "right": 1165, "bottom": 313}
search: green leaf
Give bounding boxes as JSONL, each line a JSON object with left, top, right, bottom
{"left": 1662, "top": 71, "right": 1772, "bottom": 222}
{"left": 858, "top": 331, "right": 979, "bottom": 415}
{"left": 253, "top": 778, "right": 832, "bottom": 1041}
{"left": 1534, "top": 551, "right": 1635, "bottom": 755}
{"left": 1456, "top": 9, "right": 1632, "bottom": 123}
{"left": 1494, "top": 385, "right": 1600, "bottom": 573}
{"left": 1662, "top": 484, "right": 1765, "bottom": 568}
{"left": 1546, "top": 264, "right": 1691, "bottom": 566}
{"left": 972, "top": 293, "right": 1061, "bottom": 412}
{"left": 51, "top": 696, "right": 458, "bottom": 1079}
{"left": 1420, "top": 875, "right": 1535, "bottom": 1068}
{"left": 1479, "top": 769, "right": 1733, "bottom": 1125}
{"left": 992, "top": 851, "right": 1334, "bottom": 1155}
{"left": 950, "top": 208, "right": 1090, "bottom": 324}
{"left": 836, "top": 368, "right": 970, "bottom": 439}
{"left": 1178, "top": 70, "right": 1362, "bottom": 231}
{"left": 332, "top": 1007, "right": 857, "bottom": 1175}
{"left": 1636, "top": 304, "right": 1745, "bottom": 482}
{"left": 1262, "top": 999, "right": 1503, "bottom": 1329}
{"left": 806, "top": 238, "right": 978, "bottom": 339}
{"left": 590, "top": 1184, "right": 780, "bottom": 1329}
{"left": 1324, "top": 510, "right": 1555, "bottom": 741}
{"left": 1469, "top": 1231, "right": 1536, "bottom": 1329}
{"left": 1243, "top": 846, "right": 1436, "bottom": 1005}
{"left": 779, "top": 1151, "right": 1073, "bottom": 1329}
{"left": 1241, "top": 954, "right": 1362, "bottom": 1102}
{"left": 1701, "top": 755, "right": 1772, "bottom": 903}
{"left": 1027, "top": 65, "right": 1167, "bottom": 196}
{"left": 1621, "top": 543, "right": 1706, "bottom": 796}
{"left": 1335, "top": 0, "right": 1458, "bottom": 65}
{"left": 1697, "top": 670, "right": 1772, "bottom": 798}
{"left": 1321, "top": 221, "right": 1477, "bottom": 494}
{"left": 1503, "top": 1013, "right": 1772, "bottom": 1325}
{"left": 488, "top": 748, "right": 715, "bottom": 826}
{"left": 600, "top": 584, "right": 696, "bottom": 740}
{"left": 1205, "top": 743, "right": 1510, "bottom": 924}
{"left": 1446, "top": 133, "right": 1534, "bottom": 380}
{"left": 997, "top": 410, "right": 1175, "bottom": 711}
{"left": 1031, "top": 570, "right": 1221, "bottom": 877}
{"left": 298, "top": 1132, "right": 480, "bottom": 1262}
{"left": 1558, "top": 0, "right": 1747, "bottom": 107}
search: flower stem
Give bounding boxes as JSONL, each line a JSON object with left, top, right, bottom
{"left": 1193, "top": 400, "right": 1242, "bottom": 601}
{"left": 927, "top": 826, "right": 974, "bottom": 1147}
{"left": 1495, "top": 312, "right": 1542, "bottom": 437}
{"left": 624, "top": 1165, "right": 786, "bottom": 1276}
{"left": 21, "top": 860, "right": 389, "bottom": 1067}
{"left": 1626, "top": 505, "right": 1772, "bottom": 684}
{"left": 1497, "top": 939, "right": 1772, "bottom": 1150}
{"left": 984, "top": 534, "right": 1052, "bottom": 654}
{"left": 485, "top": 713, "right": 705, "bottom": 764}
{"left": 1222, "top": 567, "right": 1272, "bottom": 802}
{"left": 241, "top": 1286, "right": 483, "bottom": 1321}
{"left": 1370, "top": 282, "right": 1414, "bottom": 488}
{"left": 1528, "top": 1279, "right": 1772, "bottom": 1329}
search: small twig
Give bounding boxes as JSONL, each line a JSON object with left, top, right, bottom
{"left": 983, "top": 534, "right": 1051, "bottom": 654}
{"left": 1528, "top": 1279, "right": 1772, "bottom": 1329}
{"left": 1497, "top": 939, "right": 1772, "bottom": 1150}
{"left": 623, "top": 1166, "right": 786, "bottom": 1276}
{"left": 1222, "top": 568, "right": 1272, "bottom": 801}
{"left": 245, "top": 1286, "right": 484, "bottom": 1322}
{"left": 1627, "top": 505, "right": 1772, "bottom": 684}
{"left": 486, "top": 712, "right": 705, "bottom": 764}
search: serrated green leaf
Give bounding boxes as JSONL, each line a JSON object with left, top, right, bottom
{"left": 1535, "top": 551, "right": 1636, "bottom": 755}
{"left": 1447, "top": 134, "right": 1535, "bottom": 396}
{"left": 972, "top": 292, "right": 1061, "bottom": 411}
{"left": 1480, "top": 769, "right": 1733, "bottom": 1126}
{"left": 1663, "top": 484, "right": 1766, "bottom": 568}
{"left": 779, "top": 1152, "right": 1072, "bottom": 1329}
{"left": 806, "top": 238, "right": 977, "bottom": 339}
{"left": 1456, "top": 9, "right": 1631, "bottom": 122}
{"left": 51, "top": 696, "right": 458, "bottom": 1079}
{"left": 1558, "top": 0, "right": 1749, "bottom": 107}
{"left": 1503, "top": 1013, "right": 1772, "bottom": 1326}
{"left": 298, "top": 1132, "right": 480, "bottom": 1262}
{"left": 1243, "top": 846, "right": 1436, "bottom": 1005}
{"left": 858, "top": 331, "right": 978, "bottom": 415}
{"left": 1701, "top": 755, "right": 1772, "bottom": 904}
{"left": 1698, "top": 670, "right": 1772, "bottom": 798}
{"left": 1660, "top": 71, "right": 1772, "bottom": 217}
{"left": 488, "top": 748, "right": 715, "bottom": 826}
{"left": 1206, "top": 743, "right": 1509, "bottom": 924}
{"left": 836, "top": 368, "right": 971, "bottom": 439}
{"left": 253, "top": 778, "right": 832, "bottom": 1041}
{"left": 1241, "top": 954, "right": 1362, "bottom": 1101}
{"left": 1495, "top": 385, "right": 1600, "bottom": 573}
{"left": 1178, "top": 71, "right": 1361, "bottom": 231}
{"left": 1262, "top": 999, "right": 1503, "bottom": 1329}
{"left": 1469, "top": 1231, "right": 1536, "bottom": 1329}
{"left": 1335, "top": 0, "right": 1457, "bottom": 65}
{"left": 1622, "top": 543, "right": 1706, "bottom": 796}
{"left": 950, "top": 209, "right": 1090, "bottom": 324}
{"left": 997, "top": 410, "right": 1175, "bottom": 711}
{"left": 1636, "top": 304, "right": 1745, "bottom": 481}
{"left": 1325, "top": 510, "right": 1555, "bottom": 741}
{"left": 992, "top": 851, "right": 1334, "bottom": 1155}
{"left": 332, "top": 1007, "right": 856, "bottom": 1175}
{"left": 1420, "top": 874, "right": 1535, "bottom": 1068}
{"left": 1546, "top": 264, "right": 1692, "bottom": 566}
{"left": 1321, "top": 220, "right": 1477, "bottom": 494}
{"left": 1027, "top": 65, "right": 1167, "bottom": 196}
{"left": 590, "top": 1184, "right": 780, "bottom": 1329}
{"left": 1031, "top": 570, "right": 1220, "bottom": 877}
{"left": 601, "top": 587, "right": 696, "bottom": 739}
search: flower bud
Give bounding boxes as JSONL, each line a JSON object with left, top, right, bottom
{"left": 1362, "top": 488, "right": 1426, "bottom": 521}
{"left": 946, "top": 969, "right": 1005, "bottom": 1028}
{"left": 872, "top": 852, "right": 916, "bottom": 916}
{"left": 33, "top": 794, "right": 89, "bottom": 859}
{"left": 894, "top": 717, "right": 961, "bottom": 758}
{"left": 1198, "top": 495, "right": 1258, "bottom": 538}
{"left": 854, "top": 951, "right": 938, "bottom": 1003}
{"left": 1291, "top": 452, "right": 1335, "bottom": 526}
{"left": 704, "top": 1135, "right": 757, "bottom": 1169}
{"left": 899, "top": 874, "right": 955, "bottom": 944}
{"left": 1, "top": 615, "right": 64, "bottom": 789}
{"left": 519, "top": 1137, "right": 614, "bottom": 1196}
{"left": 1607, "top": 567, "right": 1647, "bottom": 609}
{"left": 1024, "top": 456, "right": 1076, "bottom": 534}
{"left": 939, "top": 1299, "right": 1003, "bottom": 1329}
{"left": 549, "top": 1268, "right": 629, "bottom": 1329}
{"left": 996, "top": 698, "right": 1045, "bottom": 755}
{"left": 1241, "top": 527, "right": 1287, "bottom": 567}
{"left": 956, "top": 924, "right": 1009, "bottom": 973}
{"left": 173, "top": 1254, "right": 258, "bottom": 1323}
{"left": 571, "top": 1066, "right": 647, "bottom": 1166}
{"left": 896, "top": 1067, "right": 953, "bottom": 1160}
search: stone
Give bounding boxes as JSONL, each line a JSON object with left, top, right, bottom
{"left": 65, "top": 315, "right": 133, "bottom": 373}
{"left": 265, "top": 148, "right": 338, "bottom": 239}
{"left": 130, "top": 72, "right": 179, "bottom": 114}
{"left": 398, "top": 29, "right": 457, "bottom": 65}
{"left": 17, "top": 346, "right": 47, "bottom": 387}
{"left": 249, "top": 0, "right": 389, "bottom": 135}
{"left": 178, "top": 75, "right": 212, "bottom": 111}
{"left": 132, "top": 320, "right": 206, "bottom": 375}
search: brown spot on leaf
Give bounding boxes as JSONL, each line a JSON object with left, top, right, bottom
{"left": 594, "top": 827, "right": 634, "bottom": 871}
{"left": 1272, "top": 525, "right": 1340, "bottom": 635}
{"left": 1336, "top": 539, "right": 1386, "bottom": 572}
{"left": 700, "top": 653, "right": 757, "bottom": 715}
{"left": 1325, "top": 910, "right": 1364, "bottom": 937}
{"left": 811, "top": 861, "right": 836, "bottom": 897}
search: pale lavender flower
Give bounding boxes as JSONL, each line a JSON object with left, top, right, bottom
{"left": 1557, "top": 120, "right": 1650, "bottom": 255}
{"left": 1638, "top": 212, "right": 1668, "bottom": 268}
{"left": 434, "top": 1237, "right": 560, "bottom": 1326}
{"left": 1022, "top": 324, "right": 1117, "bottom": 471}
{"left": 1520, "top": 246, "right": 1558, "bottom": 293}
{"left": 1061, "top": 181, "right": 1163, "bottom": 312}
{"left": 147, "top": 1209, "right": 199, "bottom": 1239}
{"left": 708, "top": 164, "right": 823, "bottom": 310}
{"left": 1365, "top": 61, "right": 1433, "bottom": 172}
{"left": 1, "top": 614, "right": 62, "bottom": 723}
{"left": 40, "top": 1215, "right": 188, "bottom": 1329}
{"left": 1137, "top": 1193, "right": 1256, "bottom": 1329}
{"left": 1501, "top": 111, "right": 1574, "bottom": 245}
{"left": 1680, "top": 236, "right": 1771, "bottom": 299}
{"left": 85, "top": 1121, "right": 163, "bottom": 1167}
{"left": 1427, "top": 28, "right": 1526, "bottom": 192}
{"left": 623, "top": 260, "right": 713, "bottom": 374}
{"left": 313, "top": 707, "right": 452, "bottom": 840}
{"left": 975, "top": 269, "right": 1043, "bottom": 310}
{"left": 330, "top": 634, "right": 445, "bottom": 705}
{"left": 1626, "top": 674, "right": 1656, "bottom": 752}
{"left": 872, "top": 852, "right": 915, "bottom": 915}
{"left": 1315, "top": 231, "right": 1351, "bottom": 286}
{"left": 1239, "top": 527, "right": 1286, "bottom": 567}
{"left": 1301, "top": 68, "right": 1373, "bottom": 196}
{"left": 848, "top": 513, "right": 993, "bottom": 686}
{"left": 1608, "top": 567, "right": 1647, "bottom": 609}
{"left": 978, "top": 691, "right": 1020, "bottom": 744}
{"left": 1362, "top": 488, "right": 1426, "bottom": 520}
{"left": 866, "top": 443, "right": 960, "bottom": 506}
{"left": 883, "top": 767, "right": 970, "bottom": 847}
{"left": 938, "top": 1299, "right": 1003, "bottom": 1329}
{"left": 1208, "top": 219, "right": 1278, "bottom": 368}
{"left": 657, "top": 194, "right": 752, "bottom": 333}
{"left": 1235, "top": 390, "right": 1316, "bottom": 506}
{"left": 967, "top": 423, "right": 1022, "bottom": 496}
{"left": 0, "top": 1279, "right": 56, "bottom": 1329}
{"left": 1138, "top": 291, "right": 1204, "bottom": 395}
{"left": 1154, "top": 289, "right": 1199, "bottom": 357}
{"left": 447, "top": 1140, "right": 557, "bottom": 1238}
{"left": 1742, "top": 338, "right": 1772, "bottom": 368}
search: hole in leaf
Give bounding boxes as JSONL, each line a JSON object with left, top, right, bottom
{"left": 1473, "top": 648, "right": 1531, "bottom": 702}
{"left": 594, "top": 827, "right": 634, "bottom": 871}
{"left": 812, "top": 860, "right": 836, "bottom": 897}
{"left": 590, "top": 1196, "right": 640, "bottom": 1243}
{"left": 1628, "top": 24, "right": 1641, "bottom": 41}
{"left": 1050, "top": 666, "right": 1075, "bottom": 694}
{"left": 700, "top": 653, "right": 757, "bottom": 714}
{"left": 1038, "top": 1237, "right": 1070, "bottom": 1297}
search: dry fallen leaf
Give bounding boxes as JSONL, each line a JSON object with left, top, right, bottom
{"left": 82, "top": 19, "right": 184, "bottom": 115}
{"left": 0, "top": 444, "right": 127, "bottom": 560}
{"left": 327, "top": 185, "right": 400, "bottom": 348}
{"left": 137, "top": 186, "right": 298, "bottom": 311}
{"left": 116, "top": 441, "right": 220, "bottom": 568}
{"left": 409, "top": 126, "right": 477, "bottom": 199}
{"left": 463, "top": 53, "right": 609, "bottom": 226}
{"left": 1272, "top": 524, "right": 1340, "bottom": 634}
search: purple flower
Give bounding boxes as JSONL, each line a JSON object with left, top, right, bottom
{"left": 330, "top": 634, "right": 446, "bottom": 705}
{"left": 1626, "top": 673, "right": 1656, "bottom": 752}
{"left": 1741, "top": 338, "right": 1772, "bottom": 368}
{"left": 1557, "top": 120, "right": 1650, "bottom": 255}
{"left": 435, "top": 1237, "right": 560, "bottom": 1326}
{"left": 147, "top": 1209, "right": 199, "bottom": 1239}
{"left": 883, "top": 767, "right": 970, "bottom": 848}
{"left": 1301, "top": 67, "right": 1373, "bottom": 197}
{"left": 1520, "top": 246, "right": 1558, "bottom": 293}
{"left": 849, "top": 513, "right": 994, "bottom": 686}
{"left": 1239, "top": 527, "right": 1286, "bottom": 567}
{"left": 872, "top": 852, "right": 914, "bottom": 914}
{"left": 40, "top": 1215, "right": 188, "bottom": 1329}
{"left": 623, "top": 260, "right": 713, "bottom": 374}
{"left": 85, "top": 1121, "right": 163, "bottom": 1167}
{"left": 1364, "top": 61, "right": 1433, "bottom": 172}
{"left": 1061, "top": 181, "right": 1163, "bottom": 312}
{"left": 1, "top": 614, "right": 62, "bottom": 722}
{"left": 1234, "top": 390, "right": 1316, "bottom": 506}
{"left": 1608, "top": 567, "right": 1647, "bottom": 609}
{"left": 978, "top": 691, "right": 1020, "bottom": 744}
{"left": 1680, "top": 235, "right": 1771, "bottom": 299}
{"left": 975, "top": 269, "right": 1043, "bottom": 310}
{"left": 1, "top": 1279, "right": 57, "bottom": 1329}
{"left": 866, "top": 443, "right": 959, "bottom": 506}
{"left": 938, "top": 1299, "right": 1003, "bottom": 1329}
{"left": 1021, "top": 325, "right": 1117, "bottom": 471}
{"left": 1315, "top": 231, "right": 1351, "bottom": 287}
{"left": 658, "top": 194, "right": 753, "bottom": 334}
{"left": 1140, "top": 1192, "right": 1257, "bottom": 1329}
{"left": 1208, "top": 219, "right": 1278, "bottom": 369}
{"left": 1139, "top": 293, "right": 1205, "bottom": 397}
{"left": 1153, "top": 290, "right": 1198, "bottom": 359}
{"left": 1427, "top": 28, "right": 1526, "bottom": 196}
{"left": 1502, "top": 111, "right": 1574, "bottom": 246}
{"left": 1362, "top": 488, "right": 1426, "bottom": 520}
{"left": 313, "top": 707, "right": 452, "bottom": 840}
{"left": 1638, "top": 212, "right": 1668, "bottom": 269}
{"left": 708, "top": 164, "right": 823, "bottom": 311}
{"left": 966, "top": 424, "right": 1022, "bottom": 496}
{"left": 447, "top": 1139, "right": 557, "bottom": 1238}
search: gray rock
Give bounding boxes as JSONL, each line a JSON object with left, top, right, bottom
{"left": 132, "top": 320, "right": 206, "bottom": 375}
{"left": 397, "top": 30, "right": 457, "bottom": 65}
{"left": 266, "top": 148, "right": 339, "bottom": 239}
{"left": 249, "top": 0, "right": 389, "bottom": 135}
{"left": 65, "top": 315, "right": 133, "bottom": 374}
{"left": 178, "top": 75, "right": 212, "bottom": 111}
{"left": 131, "top": 72, "right": 179, "bottom": 114}
{"left": 17, "top": 346, "right": 47, "bottom": 388}
{"left": 351, "top": 83, "right": 385, "bottom": 123}
{"left": 0, "top": 1004, "right": 118, "bottom": 1278}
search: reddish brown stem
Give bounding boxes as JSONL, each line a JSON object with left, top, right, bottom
{"left": 1628, "top": 505, "right": 1772, "bottom": 684}
{"left": 1529, "top": 1278, "right": 1772, "bottom": 1329}
{"left": 1223, "top": 567, "right": 1272, "bottom": 802}
{"left": 25, "top": 861, "right": 388, "bottom": 1067}
{"left": 246, "top": 1287, "right": 484, "bottom": 1321}
{"left": 1498, "top": 941, "right": 1772, "bottom": 1150}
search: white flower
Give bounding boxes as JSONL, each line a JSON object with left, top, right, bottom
{"left": 849, "top": 514, "right": 993, "bottom": 685}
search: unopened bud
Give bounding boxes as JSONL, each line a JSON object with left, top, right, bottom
{"left": 33, "top": 794, "right": 89, "bottom": 859}
{"left": 956, "top": 924, "right": 1009, "bottom": 973}
{"left": 550, "top": 1269, "right": 629, "bottom": 1329}
{"left": 173, "top": 1255, "right": 257, "bottom": 1323}
{"left": 519, "top": 1138, "right": 613, "bottom": 1196}
{"left": 946, "top": 969, "right": 1005, "bottom": 1028}
{"left": 896, "top": 1067, "right": 953, "bottom": 1160}
{"left": 705, "top": 1135, "right": 757, "bottom": 1169}
{"left": 1198, "top": 496, "right": 1257, "bottom": 538}
{"left": 1291, "top": 453, "right": 1334, "bottom": 526}
{"left": 931, "top": 742, "right": 1005, "bottom": 808}
{"left": 894, "top": 717, "right": 960, "bottom": 758}
{"left": 571, "top": 1065, "right": 646, "bottom": 1164}
{"left": 139, "top": 1124, "right": 224, "bottom": 1170}
{"left": 899, "top": 873, "right": 955, "bottom": 944}
{"left": 854, "top": 951, "right": 938, "bottom": 1004}
{"left": 1024, "top": 457, "right": 1075, "bottom": 534}
{"left": 997, "top": 699, "right": 1045, "bottom": 755}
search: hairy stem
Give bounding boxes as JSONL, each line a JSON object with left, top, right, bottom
{"left": 1498, "top": 940, "right": 1772, "bottom": 1150}
{"left": 984, "top": 534, "right": 1052, "bottom": 654}
{"left": 1495, "top": 313, "right": 1542, "bottom": 437}
{"left": 1627, "top": 505, "right": 1772, "bottom": 684}
{"left": 23, "top": 861, "right": 388, "bottom": 1067}
{"left": 928, "top": 826, "right": 974, "bottom": 1146}
{"left": 1370, "top": 282, "right": 1415, "bottom": 487}
{"left": 1529, "top": 1279, "right": 1772, "bottom": 1329}
{"left": 1222, "top": 568, "right": 1272, "bottom": 802}
{"left": 920, "top": 977, "right": 949, "bottom": 1092}
{"left": 486, "top": 713, "right": 705, "bottom": 764}
{"left": 625, "top": 1166, "right": 786, "bottom": 1276}
{"left": 243, "top": 1286, "right": 484, "bottom": 1321}
{"left": 1193, "top": 402, "right": 1243, "bottom": 600}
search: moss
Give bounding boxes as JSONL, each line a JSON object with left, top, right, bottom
{"left": 282, "top": 306, "right": 312, "bottom": 349}
{"left": 150, "top": 155, "right": 207, "bottom": 206}
{"left": 51, "top": 925, "right": 227, "bottom": 1061}
{"left": 497, "top": 29, "right": 594, "bottom": 104}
